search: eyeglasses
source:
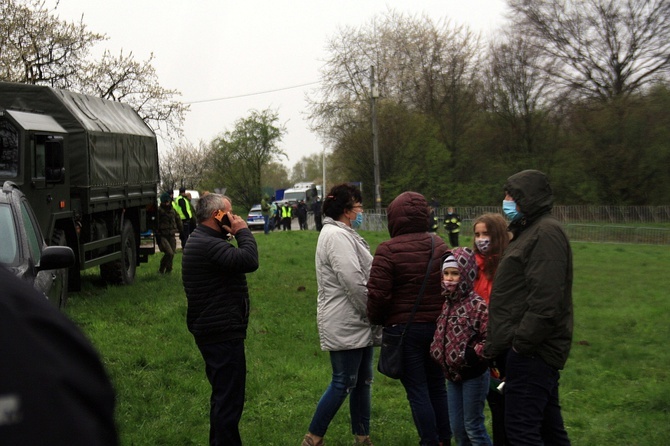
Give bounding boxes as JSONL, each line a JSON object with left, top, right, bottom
{"left": 351, "top": 205, "right": 364, "bottom": 210}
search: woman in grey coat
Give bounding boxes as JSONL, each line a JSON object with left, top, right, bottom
{"left": 302, "top": 184, "right": 377, "bottom": 446}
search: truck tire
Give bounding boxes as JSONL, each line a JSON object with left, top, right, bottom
{"left": 100, "top": 221, "right": 136, "bottom": 285}
{"left": 51, "top": 229, "right": 69, "bottom": 309}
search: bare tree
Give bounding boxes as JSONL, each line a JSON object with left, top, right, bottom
{"left": 0, "top": 0, "right": 104, "bottom": 85}
{"left": 482, "top": 32, "right": 560, "bottom": 170}
{"left": 508, "top": 0, "right": 670, "bottom": 100}
{"left": 0, "top": 0, "right": 187, "bottom": 137}
{"left": 77, "top": 50, "right": 188, "bottom": 138}
{"left": 159, "top": 140, "right": 212, "bottom": 192}
{"left": 307, "top": 10, "right": 482, "bottom": 186}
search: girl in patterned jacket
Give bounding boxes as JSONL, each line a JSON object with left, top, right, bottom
{"left": 430, "top": 247, "right": 492, "bottom": 446}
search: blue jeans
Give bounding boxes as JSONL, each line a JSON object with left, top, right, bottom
{"left": 505, "top": 349, "right": 571, "bottom": 446}
{"left": 263, "top": 214, "right": 270, "bottom": 234}
{"left": 308, "top": 346, "right": 374, "bottom": 437}
{"left": 393, "top": 323, "right": 451, "bottom": 446}
{"left": 448, "top": 370, "right": 492, "bottom": 446}
{"left": 198, "top": 339, "right": 246, "bottom": 446}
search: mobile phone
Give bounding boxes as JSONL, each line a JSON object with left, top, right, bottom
{"left": 214, "top": 210, "right": 232, "bottom": 227}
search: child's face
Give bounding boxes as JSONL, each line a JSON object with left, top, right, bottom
{"left": 474, "top": 222, "right": 492, "bottom": 254}
{"left": 474, "top": 222, "right": 489, "bottom": 242}
{"left": 443, "top": 267, "right": 460, "bottom": 282}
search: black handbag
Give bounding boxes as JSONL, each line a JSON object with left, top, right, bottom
{"left": 377, "top": 236, "right": 436, "bottom": 379}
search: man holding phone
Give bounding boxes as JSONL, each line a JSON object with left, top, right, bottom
{"left": 182, "top": 193, "right": 259, "bottom": 446}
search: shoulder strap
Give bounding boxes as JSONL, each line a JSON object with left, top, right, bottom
{"left": 402, "top": 235, "right": 435, "bottom": 336}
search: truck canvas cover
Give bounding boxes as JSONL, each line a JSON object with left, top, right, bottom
{"left": 0, "top": 82, "right": 158, "bottom": 188}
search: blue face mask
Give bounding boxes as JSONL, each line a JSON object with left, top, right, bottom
{"left": 350, "top": 211, "right": 364, "bottom": 229}
{"left": 502, "top": 199, "right": 523, "bottom": 222}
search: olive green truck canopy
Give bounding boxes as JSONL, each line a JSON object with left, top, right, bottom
{"left": 0, "top": 81, "right": 158, "bottom": 189}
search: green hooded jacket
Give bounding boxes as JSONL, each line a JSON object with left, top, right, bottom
{"left": 484, "top": 170, "right": 574, "bottom": 370}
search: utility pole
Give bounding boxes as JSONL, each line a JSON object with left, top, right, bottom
{"left": 370, "top": 65, "right": 382, "bottom": 214}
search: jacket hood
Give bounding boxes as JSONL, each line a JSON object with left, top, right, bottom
{"left": 444, "top": 247, "right": 477, "bottom": 300}
{"left": 505, "top": 170, "right": 554, "bottom": 222}
{"left": 387, "top": 191, "right": 430, "bottom": 237}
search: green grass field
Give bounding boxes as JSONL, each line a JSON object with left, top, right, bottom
{"left": 66, "top": 230, "right": 670, "bottom": 445}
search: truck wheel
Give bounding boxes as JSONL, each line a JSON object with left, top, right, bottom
{"left": 51, "top": 229, "right": 69, "bottom": 309}
{"left": 100, "top": 221, "right": 137, "bottom": 285}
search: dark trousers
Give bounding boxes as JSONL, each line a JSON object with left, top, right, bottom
{"left": 198, "top": 339, "right": 246, "bottom": 446}
{"left": 504, "top": 350, "right": 570, "bottom": 446}
{"left": 392, "top": 323, "right": 451, "bottom": 446}
{"left": 448, "top": 232, "right": 459, "bottom": 247}
{"left": 180, "top": 220, "right": 191, "bottom": 247}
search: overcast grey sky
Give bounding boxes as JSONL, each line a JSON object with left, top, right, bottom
{"left": 50, "top": 0, "right": 507, "bottom": 168}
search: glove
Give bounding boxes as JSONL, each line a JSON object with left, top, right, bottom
{"left": 464, "top": 346, "right": 479, "bottom": 367}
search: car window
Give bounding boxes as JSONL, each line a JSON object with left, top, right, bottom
{"left": 0, "top": 204, "right": 19, "bottom": 265}
{"left": 20, "top": 199, "right": 43, "bottom": 264}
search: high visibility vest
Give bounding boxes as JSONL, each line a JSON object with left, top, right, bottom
{"left": 281, "top": 206, "right": 292, "bottom": 218}
{"left": 175, "top": 195, "right": 193, "bottom": 220}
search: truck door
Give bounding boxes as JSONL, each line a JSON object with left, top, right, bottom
{"left": 28, "top": 133, "right": 69, "bottom": 237}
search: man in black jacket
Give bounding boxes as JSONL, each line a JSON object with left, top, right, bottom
{"left": 182, "top": 193, "right": 259, "bottom": 446}
{"left": 484, "top": 170, "right": 573, "bottom": 445}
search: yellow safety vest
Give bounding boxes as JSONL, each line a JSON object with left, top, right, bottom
{"left": 174, "top": 195, "right": 193, "bottom": 220}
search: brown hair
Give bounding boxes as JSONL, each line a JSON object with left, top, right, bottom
{"left": 472, "top": 213, "right": 510, "bottom": 279}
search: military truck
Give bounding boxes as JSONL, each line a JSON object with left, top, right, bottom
{"left": 0, "top": 82, "right": 159, "bottom": 290}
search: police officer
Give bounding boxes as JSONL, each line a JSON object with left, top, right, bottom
{"left": 174, "top": 187, "right": 194, "bottom": 248}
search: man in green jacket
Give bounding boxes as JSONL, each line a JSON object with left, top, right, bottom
{"left": 484, "top": 170, "right": 573, "bottom": 446}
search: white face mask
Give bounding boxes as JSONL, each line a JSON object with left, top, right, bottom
{"left": 475, "top": 238, "right": 491, "bottom": 253}
{"left": 441, "top": 280, "right": 459, "bottom": 294}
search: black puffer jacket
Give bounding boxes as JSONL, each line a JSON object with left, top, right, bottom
{"left": 484, "top": 170, "right": 573, "bottom": 370}
{"left": 182, "top": 225, "right": 259, "bottom": 346}
{"left": 366, "top": 192, "right": 448, "bottom": 326}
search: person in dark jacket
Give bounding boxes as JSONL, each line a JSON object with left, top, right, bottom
{"left": 367, "top": 191, "right": 451, "bottom": 446}
{"left": 444, "top": 207, "right": 461, "bottom": 247}
{"left": 157, "top": 192, "right": 182, "bottom": 274}
{"left": 484, "top": 170, "right": 573, "bottom": 446}
{"left": 296, "top": 199, "right": 308, "bottom": 230}
{"left": 0, "top": 267, "right": 117, "bottom": 446}
{"left": 312, "top": 196, "right": 323, "bottom": 231}
{"left": 182, "top": 193, "right": 259, "bottom": 446}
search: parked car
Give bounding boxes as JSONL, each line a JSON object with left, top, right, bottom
{"left": 0, "top": 181, "right": 75, "bottom": 308}
{"left": 246, "top": 204, "right": 265, "bottom": 230}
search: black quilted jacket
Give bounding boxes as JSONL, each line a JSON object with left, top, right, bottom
{"left": 182, "top": 225, "right": 259, "bottom": 346}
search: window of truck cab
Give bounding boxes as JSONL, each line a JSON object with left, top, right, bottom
{"left": 0, "top": 119, "right": 19, "bottom": 178}
{"left": 33, "top": 134, "right": 64, "bottom": 182}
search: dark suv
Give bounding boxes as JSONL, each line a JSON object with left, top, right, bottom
{"left": 0, "top": 181, "right": 74, "bottom": 308}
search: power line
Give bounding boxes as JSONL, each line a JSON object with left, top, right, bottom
{"left": 185, "top": 81, "right": 320, "bottom": 105}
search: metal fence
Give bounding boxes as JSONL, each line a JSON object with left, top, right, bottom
{"left": 432, "top": 206, "right": 670, "bottom": 225}
{"left": 347, "top": 205, "right": 670, "bottom": 245}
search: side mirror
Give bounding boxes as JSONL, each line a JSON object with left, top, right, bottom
{"left": 38, "top": 246, "right": 75, "bottom": 270}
